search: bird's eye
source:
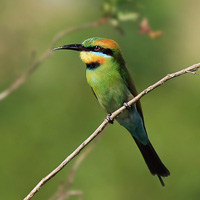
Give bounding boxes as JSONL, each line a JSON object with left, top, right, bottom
{"left": 94, "top": 46, "right": 101, "bottom": 51}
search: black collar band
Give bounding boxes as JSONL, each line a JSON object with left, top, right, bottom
{"left": 86, "top": 62, "right": 100, "bottom": 70}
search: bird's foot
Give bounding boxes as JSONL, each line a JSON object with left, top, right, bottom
{"left": 106, "top": 113, "right": 114, "bottom": 124}
{"left": 123, "top": 102, "right": 131, "bottom": 110}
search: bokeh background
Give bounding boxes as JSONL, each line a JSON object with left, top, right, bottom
{"left": 0, "top": 0, "right": 200, "bottom": 199}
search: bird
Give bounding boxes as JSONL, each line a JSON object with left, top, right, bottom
{"left": 53, "top": 37, "right": 170, "bottom": 186}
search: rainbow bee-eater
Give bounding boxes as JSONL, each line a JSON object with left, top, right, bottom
{"left": 53, "top": 37, "right": 170, "bottom": 186}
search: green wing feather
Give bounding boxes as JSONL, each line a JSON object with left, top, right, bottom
{"left": 120, "top": 65, "right": 144, "bottom": 120}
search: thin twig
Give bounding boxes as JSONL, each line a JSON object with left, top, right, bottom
{"left": 49, "top": 135, "right": 103, "bottom": 200}
{"left": 0, "top": 18, "right": 108, "bottom": 101}
{"left": 24, "top": 63, "right": 200, "bottom": 200}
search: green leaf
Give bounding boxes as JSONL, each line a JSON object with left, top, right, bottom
{"left": 117, "top": 11, "right": 139, "bottom": 21}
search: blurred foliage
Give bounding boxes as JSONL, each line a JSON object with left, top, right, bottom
{"left": 102, "top": 0, "right": 139, "bottom": 33}
{"left": 102, "top": 0, "right": 139, "bottom": 20}
{"left": 0, "top": 0, "right": 200, "bottom": 200}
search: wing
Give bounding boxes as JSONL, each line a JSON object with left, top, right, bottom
{"left": 91, "top": 87, "right": 98, "bottom": 99}
{"left": 120, "top": 65, "right": 144, "bottom": 120}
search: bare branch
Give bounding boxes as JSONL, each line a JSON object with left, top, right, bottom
{"left": 0, "top": 18, "right": 108, "bottom": 101}
{"left": 24, "top": 63, "right": 200, "bottom": 200}
{"left": 67, "top": 191, "right": 83, "bottom": 200}
{"left": 49, "top": 135, "right": 102, "bottom": 200}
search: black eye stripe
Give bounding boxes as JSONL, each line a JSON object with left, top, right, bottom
{"left": 102, "top": 48, "right": 113, "bottom": 56}
{"left": 85, "top": 46, "right": 113, "bottom": 56}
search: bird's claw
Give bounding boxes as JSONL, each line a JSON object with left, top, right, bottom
{"left": 106, "top": 114, "right": 114, "bottom": 124}
{"left": 123, "top": 102, "right": 131, "bottom": 110}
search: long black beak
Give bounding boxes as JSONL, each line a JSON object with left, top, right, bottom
{"left": 53, "top": 44, "right": 85, "bottom": 51}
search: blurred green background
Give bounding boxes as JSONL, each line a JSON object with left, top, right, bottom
{"left": 0, "top": 0, "right": 200, "bottom": 199}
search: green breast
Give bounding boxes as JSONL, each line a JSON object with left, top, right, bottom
{"left": 86, "top": 63, "right": 131, "bottom": 113}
